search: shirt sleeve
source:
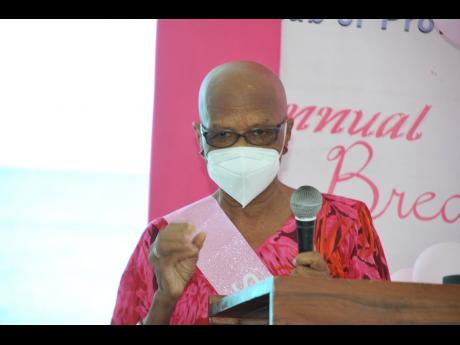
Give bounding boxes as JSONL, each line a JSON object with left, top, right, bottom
{"left": 347, "top": 202, "right": 391, "bottom": 281}
{"left": 110, "top": 221, "right": 163, "bottom": 325}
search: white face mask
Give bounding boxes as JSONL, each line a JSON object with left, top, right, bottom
{"left": 204, "top": 125, "right": 287, "bottom": 208}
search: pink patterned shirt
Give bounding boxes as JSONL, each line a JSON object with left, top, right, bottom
{"left": 111, "top": 193, "right": 390, "bottom": 325}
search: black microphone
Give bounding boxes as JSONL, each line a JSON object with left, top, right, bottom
{"left": 290, "top": 186, "right": 323, "bottom": 253}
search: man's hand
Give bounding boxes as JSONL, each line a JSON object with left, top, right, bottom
{"left": 291, "top": 251, "right": 331, "bottom": 278}
{"left": 149, "top": 223, "right": 206, "bottom": 305}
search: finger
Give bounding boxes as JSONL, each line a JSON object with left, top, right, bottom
{"left": 173, "top": 223, "right": 196, "bottom": 236}
{"left": 192, "top": 231, "right": 206, "bottom": 250}
{"left": 293, "top": 265, "right": 329, "bottom": 278}
{"left": 154, "top": 225, "right": 198, "bottom": 253}
{"left": 163, "top": 223, "right": 196, "bottom": 241}
{"left": 310, "top": 258, "right": 329, "bottom": 272}
{"left": 150, "top": 239, "right": 198, "bottom": 263}
{"left": 295, "top": 252, "right": 323, "bottom": 267}
{"left": 169, "top": 248, "right": 200, "bottom": 262}
{"left": 157, "top": 247, "right": 199, "bottom": 265}
{"left": 156, "top": 239, "right": 197, "bottom": 255}
{"left": 294, "top": 252, "right": 316, "bottom": 266}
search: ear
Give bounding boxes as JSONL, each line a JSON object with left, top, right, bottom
{"left": 192, "top": 121, "right": 205, "bottom": 157}
{"left": 282, "top": 118, "right": 294, "bottom": 155}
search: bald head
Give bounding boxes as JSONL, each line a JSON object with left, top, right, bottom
{"left": 198, "top": 61, "right": 287, "bottom": 128}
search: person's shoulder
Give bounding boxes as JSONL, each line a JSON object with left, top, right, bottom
{"left": 320, "top": 192, "right": 368, "bottom": 222}
{"left": 322, "top": 192, "right": 365, "bottom": 207}
{"left": 147, "top": 217, "right": 168, "bottom": 233}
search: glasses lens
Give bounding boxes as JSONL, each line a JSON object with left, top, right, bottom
{"left": 206, "top": 130, "right": 239, "bottom": 148}
{"left": 246, "top": 128, "right": 279, "bottom": 145}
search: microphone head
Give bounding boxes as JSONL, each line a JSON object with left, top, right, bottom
{"left": 290, "top": 185, "right": 323, "bottom": 220}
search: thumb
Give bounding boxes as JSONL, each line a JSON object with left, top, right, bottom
{"left": 192, "top": 231, "right": 207, "bottom": 251}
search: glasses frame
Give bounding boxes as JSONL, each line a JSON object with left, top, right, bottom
{"left": 200, "top": 119, "right": 287, "bottom": 148}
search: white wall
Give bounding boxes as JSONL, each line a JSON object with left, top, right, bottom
{"left": 0, "top": 19, "right": 156, "bottom": 324}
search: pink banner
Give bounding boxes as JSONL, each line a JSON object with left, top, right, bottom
{"left": 149, "top": 19, "right": 281, "bottom": 221}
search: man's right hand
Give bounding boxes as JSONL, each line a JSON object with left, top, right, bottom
{"left": 148, "top": 223, "right": 206, "bottom": 305}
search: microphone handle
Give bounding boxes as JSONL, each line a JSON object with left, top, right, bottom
{"left": 296, "top": 219, "right": 315, "bottom": 252}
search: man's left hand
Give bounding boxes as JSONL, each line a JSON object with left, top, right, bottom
{"left": 291, "top": 251, "right": 331, "bottom": 278}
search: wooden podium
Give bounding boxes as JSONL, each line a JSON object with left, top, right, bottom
{"left": 208, "top": 276, "right": 460, "bottom": 324}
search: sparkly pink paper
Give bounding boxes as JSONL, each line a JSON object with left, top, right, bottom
{"left": 164, "top": 195, "right": 273, "bottom": 295}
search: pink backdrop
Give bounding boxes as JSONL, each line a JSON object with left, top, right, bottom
{"left": 148, "top": 19, "right": 281, "bottom": 221}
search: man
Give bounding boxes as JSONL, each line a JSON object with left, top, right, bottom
{"left": 111, "top": 61, "right": 390, "bottom": 325}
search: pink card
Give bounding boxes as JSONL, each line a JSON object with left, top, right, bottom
{"left": 164, "top": 195, "right": 273, "bottom": 295}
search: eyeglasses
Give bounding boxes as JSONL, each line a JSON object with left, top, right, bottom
{"left": 200, "top": 120, "right": 286, "bottom": 148}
